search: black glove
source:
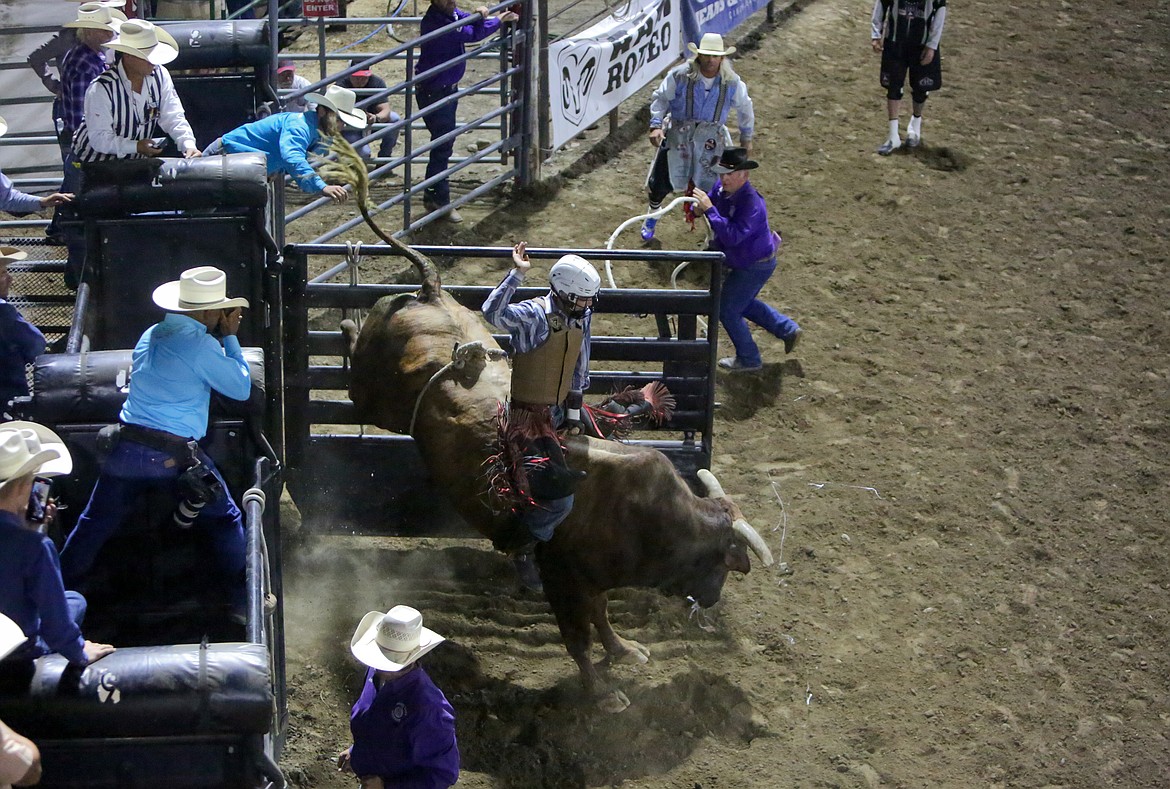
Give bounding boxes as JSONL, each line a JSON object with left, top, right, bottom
{"left": 565, "top": 390, "right": 584, "bottom": 429}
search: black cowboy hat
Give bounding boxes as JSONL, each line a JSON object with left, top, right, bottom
{"left": 711, "top": 147, "right": 759, "bottom": 173}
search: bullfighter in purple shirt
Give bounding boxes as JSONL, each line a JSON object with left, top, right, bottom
{"left": 415, "top": 0, "right": 517, "bottom": 222}
{"left": 694, "top": 147, "right": 802, "bottom": 372}
{"left": 339, "top": 605, "right": 458, "bottom": 789}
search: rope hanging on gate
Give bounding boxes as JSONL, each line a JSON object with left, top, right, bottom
{"left": 408, "top": 341, "right": 509, "bottom": 437}
{"left": 343, "top": 241, "right": 366, "bottom": 331}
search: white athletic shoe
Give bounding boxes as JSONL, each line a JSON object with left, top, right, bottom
{"left": 906, "top": 132, "right": 922, "bottom": 148}
{"left": 877, "top": 138, "right": 901, "bottom": 156}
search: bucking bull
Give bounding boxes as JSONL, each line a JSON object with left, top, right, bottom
{"left": 321, "top": 139, "right": 773, "bottom": 712}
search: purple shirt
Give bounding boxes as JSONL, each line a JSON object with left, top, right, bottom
{"left": 349, "top": 665, "right": 459, "bottom": 788}
{"left": 59, "top": 43, "right": 108, "bottom": 134}
{"left": 417, "top": 6, "right": 502, "bottom": 90}
{"left": 704, "top": 179, "right": 779, "bottom": 270}
{"left": 0, "top": 510, "right": 87, "bottom": 666}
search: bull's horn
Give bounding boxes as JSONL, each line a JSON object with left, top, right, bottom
{"left": 697, "top": 468, "right": 726, "bottom": 498}
{"left": 733, "top": 518, "right": 774, "bottom": 567}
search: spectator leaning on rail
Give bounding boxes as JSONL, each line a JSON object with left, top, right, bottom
{"left": 203, "top": 84, "right": 367, "bottom": 204}
{"left": 482, "top": 244, "right": 598, "bottom": 592}
{"left": 640, "top": 33, "right": 754, "bottom": 241}
{"left": 871, "top": 0, "right": 947, "bottom": 155}
{"left": 0, "top": 247, "right": 47, "bottom": 421}
{"left": 0, "top": 613, "right": 42, "bottom": 787}
{"left": 27, "top": 0, "right": 124, "bottom": 99}
{"left": 337, "top": 606, "right": 459, "bottom": 789}
{"left": 0, "top": 422, "right": 116, "bottom": 681}
{"left": 416, "top": 0, "right": 519, "bottom": 223}
{"left": 0, "top": 117, "right": 73, "bottom": 218}
{"left": 60, "top": 267, "right": 252, "bottom": 621}
{"left": 692, "top": 148, "right": 801, "bottom": 372}
{"left": 337, "top": 58, "right": 402, "bottom": 168}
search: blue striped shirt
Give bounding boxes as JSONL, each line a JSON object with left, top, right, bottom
{"left": 0, "top": 169, "right": 43, "bottom": 215}
{"left": 119, "top": 313, "right": 251, "bottom": 440}
{"left": 482, "top": 270, "right": 591, "bottom": 392}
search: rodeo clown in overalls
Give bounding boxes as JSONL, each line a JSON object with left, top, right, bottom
{"left": 482, "top": 243, "right": 601, "bottom": 592}
{"left": 640, "top": 33, "right": 755, "bottom": 241}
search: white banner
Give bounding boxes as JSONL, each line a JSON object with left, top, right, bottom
{"left": 549, "top": 0, "right": 682, "bottom": 150}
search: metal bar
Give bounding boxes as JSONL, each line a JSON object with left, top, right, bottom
{"left": 537, "top": 0, "right": 550, "bottom": 163}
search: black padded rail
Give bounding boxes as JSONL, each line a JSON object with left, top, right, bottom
{"left": 162, "top": 20, "right": 271, "bottom": 70}
{"left": 28, "top": 348, "right": 266, "bottom": 425}
{"left": 77, "top": 153, "right": 268, "bottom": 216}
{"left": 0, "top": 642, "right": 272, "bottom": 739}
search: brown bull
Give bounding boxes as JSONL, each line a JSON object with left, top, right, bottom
{"left": 323, "top": 135, "right": 772, "bottom": 711}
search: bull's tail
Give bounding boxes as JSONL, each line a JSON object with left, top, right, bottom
{"left": 316, "top": 133, "right": 442, "bottom": 302}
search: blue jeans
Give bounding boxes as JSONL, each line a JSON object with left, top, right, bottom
{"left": 416, "top": 85, "right": 458, "bottom": 206}
{"left": 60, "top": 149, "right": 86, "bottom": 288}
{"left": 720, "top": 258, "right": 800, "bottom": 367}
{"left": 343, "top": 111, "right": 401, "bottom": 161}
{"left": 60, "top": 439, "right": 246, "bottom": 610}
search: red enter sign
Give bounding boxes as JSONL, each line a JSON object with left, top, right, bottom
{"left": 302, "top": 0, "right": 340, "bottom": 16}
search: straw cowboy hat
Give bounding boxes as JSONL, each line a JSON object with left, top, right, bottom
{"left": 63, "top": 2, "right": 126, "bottom": 31}
{"left": 0, "top": 421, "right": 73, "bottom": 496}
{"left": 688, "top": 32, "right": 736, "bottom": 58}
{"left": 350, "top": 606, "right": 445, "bottom": 672}
{"left": 151, "top": 266, "right": 249, "bottom": 313}
{"left": 0, "top": 246, "right": 29, "bottom": 264}
{"left": 305, "top": 84, "right": 367, "bottom": 129}
{"left": 0, "top": 614, "right": 26, "bottom": 663}
{"left": 105, "top": 19, "right": 179, "bottom": 65}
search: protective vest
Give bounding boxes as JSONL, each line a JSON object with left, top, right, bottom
{"left": 664, "top": 66, "right": 738, "bottom": 193}
{"left": 879, "top": 0, "right": 944, "bottom": 44}
{"left": 511, "top": 313, "right": 582, "bottom": 406}
{"left": 73, "top": 67, "right": 165, "bottom": 162}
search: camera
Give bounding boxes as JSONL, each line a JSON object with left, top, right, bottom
{"left": 174, "top": 461, "right": 224, "bottom": 528}
{"left": 26, "top": 477, "right": 50, "bottom": 524}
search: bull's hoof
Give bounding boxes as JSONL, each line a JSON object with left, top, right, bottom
{"left": 606, "top": 637, "right": 650, "bottom": 666}
{"left": 596, "top": 689, "right": 631, "bottom": 714}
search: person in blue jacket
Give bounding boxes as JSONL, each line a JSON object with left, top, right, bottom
{"left": 0, "top": 421, "right": 115, "bottom": 677}
{"left": 203, "top": 84, "right": 367, "bottom": 203}
{"left": 60, "top": 266, "right": 253, "bottom": 619}
{"left": 0, "top": 248, "right": 47, "bottom": 419}
{"left": 339, "top": 605, "right": 459, "bottom": 789}
{"left": 693, "top": 148, "right": 802, "bottom": 371}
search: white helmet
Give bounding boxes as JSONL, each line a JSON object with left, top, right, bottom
{"left": 548, "top": 255, "right": 601, "bottom": 301}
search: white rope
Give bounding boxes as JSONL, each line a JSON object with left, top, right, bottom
{"left": 603, "top": 195, "right": 701, "bottom": 289}
{"left": 407, "top": 341, "right": 509, "bottom": 437}
{"left": 344, "top": 241, "right": 366, "bottom": 331}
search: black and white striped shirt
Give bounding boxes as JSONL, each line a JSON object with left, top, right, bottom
{"left": 72, "top": 60, "right": 196, "bottom": 162}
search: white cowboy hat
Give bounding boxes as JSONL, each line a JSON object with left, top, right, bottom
{"left": 0, "top": 246, "right": 29, "bottom": 264}
{"left": 105, "top": 19, "right": 179, "bottom": 65}
{"left": 350, "top": 606, "right": 445, "bottom": 672}
{"left": 63, "top": 2, "right": 126, "bottom": 31}
{"left": 0, "top": 421, "right": 73, "bottom": 495}
{"left": 151, "top": 266, "right": 249, "bottom": 313}
{"left": 305, "top": 84, "right": 367, "bottom": 130}
{"left": 0, "top": 115, "right": 7, "bottom": 138}
{"left": 66, "top": 0, "right": 127, "bottom": 5}
{"left": 0, "top": 614, "right": 26, "bottom": 663}
{"left": 688, "top": 32, "right": 736, "bottom": 58}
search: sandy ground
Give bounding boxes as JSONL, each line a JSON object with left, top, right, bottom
{"left": 278, "top": 0, "right": 1170, "bottom": 786}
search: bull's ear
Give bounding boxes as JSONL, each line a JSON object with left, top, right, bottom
{"left": 724, "top": 537, "right": 751, "bottom": 574}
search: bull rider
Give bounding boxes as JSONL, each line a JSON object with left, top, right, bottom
{"left": 482, "top": 242, "right": 600, "bottom": 592}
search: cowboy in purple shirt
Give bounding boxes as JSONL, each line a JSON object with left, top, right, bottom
{"left": 339, "top": 606, "right": 458, "bottom": 789}
{"left": 694, "top": 148, "right": 802, "bottom": 372}
{"left": 415, "top": 0, "right": 517, "bottom": 222}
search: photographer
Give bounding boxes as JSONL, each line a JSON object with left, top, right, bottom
{"left": 0, "top": 421, "right": 115, "bottom": 677}
{"left": 60, "top": 267, "right": 251, "bottom": 621}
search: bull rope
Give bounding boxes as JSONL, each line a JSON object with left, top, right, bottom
{"left": 408, "top": 340, "right": 509, "bottom": 437}
{"left": 602, "top": 195, "right": 702, "bottom": 289}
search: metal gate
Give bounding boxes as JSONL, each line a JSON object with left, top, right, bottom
{"left": 280, "top": 241, "right": 723, "bottom": 535}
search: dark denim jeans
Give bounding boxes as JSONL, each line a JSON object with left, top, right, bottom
{"left": 416, "top": 84, "right": 458, "bottom": 206}
{"left": 60, "top": 438, "right": 246, "bottom": 610}
{"left": 342, "top": 111, "right": 401, "bottom": 162}
{"left": 720, "top": 258, "right": 800, "bottom": 367}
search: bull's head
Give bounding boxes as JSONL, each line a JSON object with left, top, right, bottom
{"left": 661, "top": 469, "right": 773, "bottom": 608}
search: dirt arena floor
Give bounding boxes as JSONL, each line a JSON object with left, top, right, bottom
{"left": 278, "top": 0, "right": 1170, "bottom": 786}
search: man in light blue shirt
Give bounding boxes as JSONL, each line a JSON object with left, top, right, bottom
{"left": 61, "top": 267, "right": 252, "bottom": 619}
{"left": 203, "top": 84, "right": 367, "bottom": 202}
